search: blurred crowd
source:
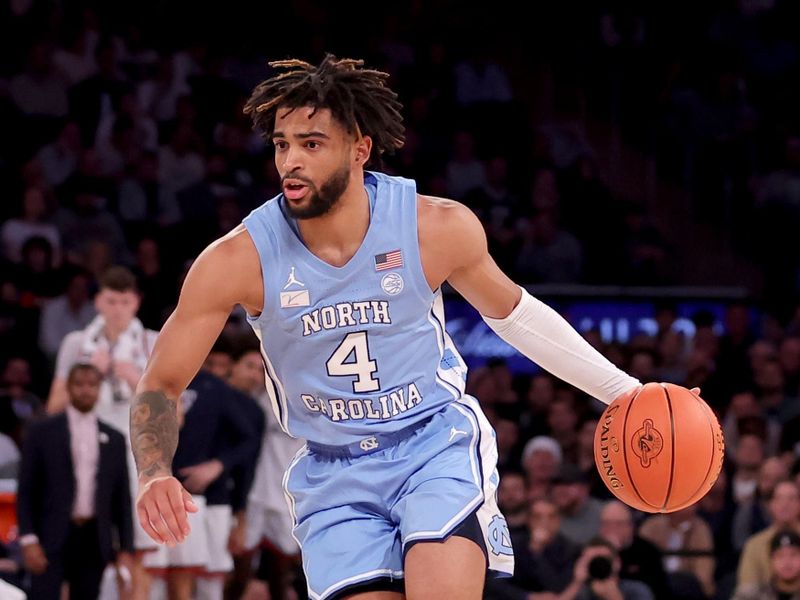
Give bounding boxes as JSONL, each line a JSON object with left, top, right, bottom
{"left": 476, "top": 300, "right": 800, "bottom": 600}
{"left": 2, "top": 0, "right": 800, "bottom": 599}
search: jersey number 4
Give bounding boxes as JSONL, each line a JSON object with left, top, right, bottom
{"left": 326, "top": 331, "right": 380, "bottom": 393}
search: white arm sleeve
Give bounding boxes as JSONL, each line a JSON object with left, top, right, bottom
{"left": 482, "top": 287, "right": 640, "bottom": 405}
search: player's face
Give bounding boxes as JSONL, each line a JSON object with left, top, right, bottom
{"left": 272, "top": 106, "right": 366, "bottom": 220}
{"left": 95, "top": 289, "right": 140, "bottom": 330}
{"left": 68, "top": 369, "right": 101, "bottom": 413}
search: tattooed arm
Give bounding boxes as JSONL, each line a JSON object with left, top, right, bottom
{"left": 130, "top": 391, "right": 180, "bottom": 480}
{"left": 132, "top": 225, "right": 264, "bottom": 545}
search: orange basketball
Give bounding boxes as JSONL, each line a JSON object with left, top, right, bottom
{"left": 593, "top": 382, "right": 725, "bottom": 513}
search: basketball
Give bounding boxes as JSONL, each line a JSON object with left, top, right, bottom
{"left": 594, "top": 382, "right": 724, "bottom": 513}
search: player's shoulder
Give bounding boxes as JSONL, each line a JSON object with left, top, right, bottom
{"left": 58, "top": 329, "right": 86, "bottom": 355}
{"left": 416, "top": 193, "right": 486, "bottom": 258}
{"left": 61, "top": 329, "right": 85, "bottom": 346}
{"left": 192, "top": 225, "right": 261, "bottom": 284}
{"left": 181, "top": 224, "right": 264, "bottom": 311}
{"left": 204, "top": 223, "right": 259, "bottom": 260}
{"left": 417, "top": 194, "right": 483, "bottom": 232}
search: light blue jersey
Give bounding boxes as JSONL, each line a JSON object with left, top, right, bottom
{"left": 242, "top": 171, "right": 513, "bottom": 599}
{"left": 243, "top": 171, "right": 468, "bottom": 446}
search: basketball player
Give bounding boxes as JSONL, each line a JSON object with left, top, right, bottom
{"left": 132, "top": 55, "right": 653, "bottom": 600}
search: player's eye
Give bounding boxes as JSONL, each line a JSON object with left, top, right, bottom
{"left": 274, "top": 140, "right": 288, "bottom": 150}
{"left": 306, "top": 141, "right": 319, "bottom": 149}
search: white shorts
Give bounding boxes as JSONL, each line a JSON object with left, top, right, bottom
{"left": 203, "top": 504, "right": 234, "bottom": 574}
{"left": 245, "top": 501, "right": 298, "bottom": 556}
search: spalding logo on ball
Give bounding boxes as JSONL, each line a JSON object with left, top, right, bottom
{"left": 594, "top": 382, "right": 725, "bottom": 513}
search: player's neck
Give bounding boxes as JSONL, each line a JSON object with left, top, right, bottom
{"left": 297, "top": 182, "right": 370, "bottom": 266}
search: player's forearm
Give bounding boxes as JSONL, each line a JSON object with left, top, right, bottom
{"left": 130, "top": 390, "right": 179, "bottom": 481}
{"left": 482, "top": 286, "right": 640, "bottom": 404}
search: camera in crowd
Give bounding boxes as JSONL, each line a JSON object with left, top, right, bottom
{"left": 588, "top": 555, "right": 614, "bottom": 581}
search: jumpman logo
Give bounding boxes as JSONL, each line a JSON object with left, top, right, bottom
{"left": 449, "top": 426, "right": 469, "bottom": 442}
{"left": 283, "top": 267, "right": 305, "bottom": 290}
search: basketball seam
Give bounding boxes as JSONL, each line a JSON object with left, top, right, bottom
{"left": 621, "top": 387, "right": 653, "bottom": 510}
{"left": 684, "top": 394, "right": 719, "bottom": 510}
{"left": 664, "top": 386, "right": 720, "bottom": 511}
{"left": 661, "top": 385, "right": 677, "bottom": 512}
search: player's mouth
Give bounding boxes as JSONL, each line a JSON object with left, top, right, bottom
{"left": 283, "top": 179, "right": 310, "bottom": 200}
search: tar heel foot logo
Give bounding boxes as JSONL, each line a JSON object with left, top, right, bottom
{"left": 280, "top": 266, "right": 311, "bottom": 308}
{"left": 359, "top": 436, "right": 379, "bottom": 452}
{"left": 631, "top": 418, "right": 663, "bottom": 468}
{"left": 487, "top": 515, "right": 514, "bottom": 556}
{"left": 381, "top": 272, "right": 404, "bottom": 296}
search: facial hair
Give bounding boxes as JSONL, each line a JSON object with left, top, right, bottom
{"left": 284, "top": 162, "right": 351, "bottom": 220}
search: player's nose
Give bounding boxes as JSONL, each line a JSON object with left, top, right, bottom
{"left": 281, "top": 145, "right": 304, "bottom": 172}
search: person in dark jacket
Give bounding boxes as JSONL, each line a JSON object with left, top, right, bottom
{"left": 16, "top": 363, "right": 133, "bottom": 600}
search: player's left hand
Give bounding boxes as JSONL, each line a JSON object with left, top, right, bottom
{"left": 613, "top": 384, "right": 702, "bottom": 406}
{"left": 136, "top": 475, "right": 198, "bottom": 546}
{"left": 612, "top": 384, "right": 642, "bottom": 405}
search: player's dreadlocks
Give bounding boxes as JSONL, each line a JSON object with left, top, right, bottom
{"left": 243, "top": 54, "right": 405, "bottom": 163}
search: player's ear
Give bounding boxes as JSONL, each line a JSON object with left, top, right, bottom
{"left": 354, "top": 135, "right": 372, "bottom": 166}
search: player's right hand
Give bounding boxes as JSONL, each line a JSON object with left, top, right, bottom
{"left": 136, "top": 475, "right": 198, "bottom": 546}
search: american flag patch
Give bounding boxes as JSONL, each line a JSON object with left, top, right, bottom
{"left": 374, "top": 249, "right": 403, "bottom": 271}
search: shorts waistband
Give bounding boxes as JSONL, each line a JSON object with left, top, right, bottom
{"left": 306, "top": 416, "right": 434, "bottom": 458}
